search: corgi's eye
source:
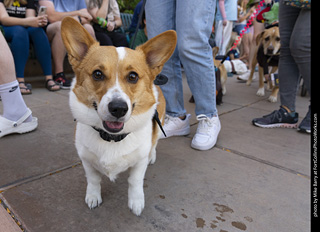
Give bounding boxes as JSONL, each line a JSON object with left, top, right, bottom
{"left": 127, "top": 72, "right": 139, "bottom": 84}
{"left": 265, "top": 36, "right": 270, "bottom": 42}
{"left": 276, "top": 37, "right": 280, "bottom": 42}
{"left": 92, "top": 70, "right": 105, "bottom": 81}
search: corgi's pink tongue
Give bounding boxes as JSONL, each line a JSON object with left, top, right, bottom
{"left": 105, "top": 121, "right": 124, "bottom": 129}
{"left": 103, "top": 121, "right": 124, "bottom": 133}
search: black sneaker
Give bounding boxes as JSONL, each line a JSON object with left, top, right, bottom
{"left": 252, "top": 106, "right": 299, "bottom": 129}
{"left": 298, "top": 105, "right": 311, "bottom": 134}
{"left": 53, "top": 72, "right": 71, "bottom": 89}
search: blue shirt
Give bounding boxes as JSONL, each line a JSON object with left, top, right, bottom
{"left": 216, "top": 0, "right": 238, "bottom": 21}
{"left": 48, "top": 0, "right": 87, "bottom": 12}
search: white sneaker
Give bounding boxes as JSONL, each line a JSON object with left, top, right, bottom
{"left": 191, "top": 114, "right": 221, "bottom": 151}
{"left": 0, "top": 108, "right": 38, "bottom": 138}
{"left": 160, "top": 114, "right": 191, "bottom": 139}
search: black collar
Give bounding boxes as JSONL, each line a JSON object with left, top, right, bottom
{"left": 92, "top": 126, "right": 129, "bottom": 142}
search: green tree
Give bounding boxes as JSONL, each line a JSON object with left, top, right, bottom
{"left": 117, "top": 0, "right": 141, "bottom": 13}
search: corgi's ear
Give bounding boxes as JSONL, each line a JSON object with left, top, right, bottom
{"left": 61, "top": 17, "right": 98, "bottom": 68}
{"left": 137, "top": 30, "right": 177, "bottom": 74}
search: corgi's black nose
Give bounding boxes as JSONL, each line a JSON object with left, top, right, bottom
{"left": 108, "top": 100, "right": 128, "bottom": 119}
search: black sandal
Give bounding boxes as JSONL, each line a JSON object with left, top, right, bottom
{"left": 19, "top": 82, "right": 32, "bottom": 95}
{"left": 45, "top": 79, "right": 61, "bottom": 92}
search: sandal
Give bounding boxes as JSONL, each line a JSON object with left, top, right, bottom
{"left": 19, "top": 81, "right": 32, "bottom": 95}
{"left": 45, "top": 79, "right": 61, "bottom": 92}
{"left": 0, "top": 108, "right": 38, "bottom": 138}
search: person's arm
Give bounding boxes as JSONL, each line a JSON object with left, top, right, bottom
{"left": 87, "top": 0, "right": 108, "bottom": 23}
{"left": 238, "top": 6, "right": 255, "bottom": 23}
{"left": 0, "top": 3, "right": 47, "bottom": 27}
{"left": 218, "top": 0, "right": 227, "bottom": 26}
{"left": 87, "top": 0, "right": 121, "bottom": 31}
{"left": 39, "top": 0, "right": 91, "bottom": 23}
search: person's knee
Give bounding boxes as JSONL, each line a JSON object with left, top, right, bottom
{"left": 46, "top": 21, "right": 62, "bottom": 40}
{"left": 83, "top": 24, "right": 95, "bottom": 39}
{"left": 289, "top": 37, "right": 310, "bottom": 61}
{"left": 10, "top": 26, "right": 28, "bottom": 40}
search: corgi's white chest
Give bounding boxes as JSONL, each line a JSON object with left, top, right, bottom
{"left": 75, "top": 122, "right": 152, "bottom": 181}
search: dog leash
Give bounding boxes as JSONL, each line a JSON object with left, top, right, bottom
{"left": 219, "top": 0, "right": 266, "bottom": 66}
{"left": 130, "top": 0, "right": 147, "bottom": 49}
{"left": 153, "top": 74, "right": 168, "bottom": 137}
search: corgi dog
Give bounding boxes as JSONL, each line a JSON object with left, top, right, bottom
{"left": 61, "top": 17, "right": 177, "bottom": 216}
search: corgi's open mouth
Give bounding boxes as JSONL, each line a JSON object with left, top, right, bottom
{"left": 103, "top": 121, "right": 124, "bottom": 133}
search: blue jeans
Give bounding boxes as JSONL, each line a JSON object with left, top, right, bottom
{"left": 3, "top": 26, "right": 52, "bottom": 78}
{"left": 146, "top": 0, "right": 217, "bottom": 118}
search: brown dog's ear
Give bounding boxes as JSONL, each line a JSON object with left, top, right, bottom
{"left": 61, "top": 17, "right": 98, "bottom": 68}
{"left": 256, "top": 31, "right": 264, "bottom": 46}
{"left": 136, "top": 30, "right": 177, "bottom": 74}
{"left": 212, "top": 47, "right": 219, "bottom": 58}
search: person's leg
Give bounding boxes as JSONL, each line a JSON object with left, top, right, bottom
{"left": 46, "top": 21, "right": 71, "bottom": 89}
{"left": 46, "top": 21, "right": 65, "bottom": 74}
{"left": 146, "top": 0, "right": 191, "bottom": 139}
{"left": 252, "top": 1, "right": 310, "bottom": 131}
{"left": 214, "top": 20, "right": 223, "bottom": 55}
{"left": 83, "top": 23, "right": 96, "bottom": 39}
{"left": 176, "top": 0, "right": 217, "bottom": 118}
{"left": 279, "top": 2, "right": 310, "bottom": 111}
{"left": 146, "top": 0, "right": 186, "bottom": 118}
{"left": 218, "top": 20, "right": 233, "bottom": 56}
{"left": 248, "top": 19, "right": 265, "bottom": 68}
{"left": 240, "top": 32, "right": 251, "bottom": 64}
{"left": 95, "top": 30, "right": 114, "bottom": 46}
{"left": 109, "top": 32, "right": 128, "bottom": 47}
{"left": 28, "top": 27, "right": 60, "bottom": 91}
{"left": 0, "top": 32, "right": 37, "bottom": 138}
{"left": 177, "top": 0, "right": 220, "bottom": 150}
{"left": 3, "top": 25, "right": 31, "bottom": 94}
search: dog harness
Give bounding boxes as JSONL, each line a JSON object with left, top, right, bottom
{"left": 256, "top": 45, "right": 280, "bottom": 75}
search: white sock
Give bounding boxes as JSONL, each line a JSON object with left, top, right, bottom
{"left": 0, "top": 80, "right": 32, "bottom": 122}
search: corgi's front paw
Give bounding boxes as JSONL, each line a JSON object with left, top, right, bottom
{"left": 85, "top": 192, "right": 102, "bottom": 209}
{"left": 149, "top": 148, "right": 156, "bottom": 165}
{"left": 128, "top": 196, "right": 145, "bottom": 216}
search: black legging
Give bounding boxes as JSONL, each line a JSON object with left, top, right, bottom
{"left": 93, "top": 23, "right": 128, "bottom": 47}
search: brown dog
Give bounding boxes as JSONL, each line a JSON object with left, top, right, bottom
{"left": 61, "top": 17, "right": 177, "bottom": 216}
{"left": 212, "top": 47, "right": 228, "bottom": 96}
{"left": 246, "top": 26, "right": 280, "bottom": 102}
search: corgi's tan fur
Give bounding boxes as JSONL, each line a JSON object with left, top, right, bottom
{"left": 61, "top": 17, "right": 176, "bottom": 216}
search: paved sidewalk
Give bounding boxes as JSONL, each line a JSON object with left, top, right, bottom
{"left": 0, "top": 72, "right": 311, "bottom": 232}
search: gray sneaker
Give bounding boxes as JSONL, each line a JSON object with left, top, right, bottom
{"left": 298, "top": 105, "right": 311, "bottom": 134}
